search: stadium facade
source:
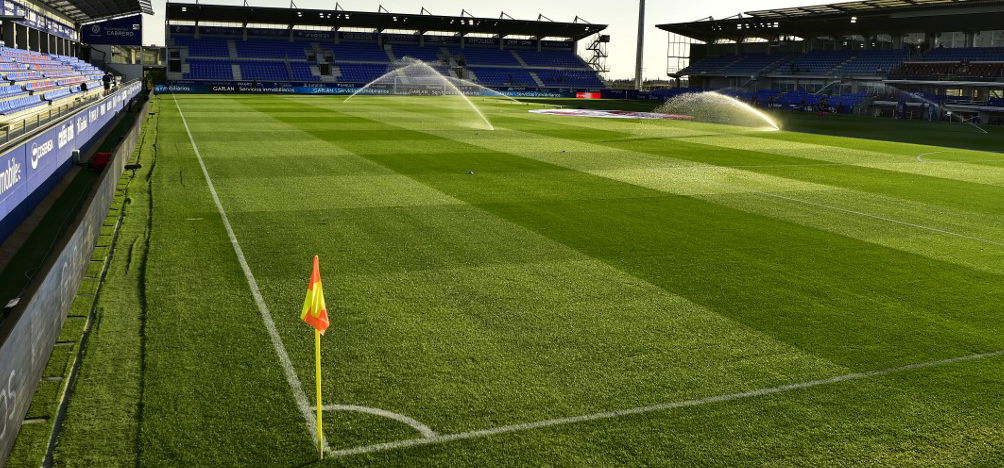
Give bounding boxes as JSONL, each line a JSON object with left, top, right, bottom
{"left": 161, "top": 2, "right": 608, "bottom": 96}
{"left": 659, "top": 0, "right": 1004, "bottom": 124}
{"left": 0, "top": 0, "right": 150, "bottom": 463}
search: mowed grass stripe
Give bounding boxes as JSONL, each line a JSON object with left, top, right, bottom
{"left": 133, "top": 95, "right": 1004, "bottom": 465}
{"left": 270, "top": 96, "right": 1004, "bottom": 463}
{"left": 165, "top": 96, "right": 845, "bottom": 446}
{"left": 275, "top": 96, "right": 1004, "bottom": 369}
{"left": 490, "top": 112, "right": 1004, "bottom": 218}
{"left": 351, "top": 102, "right": 1004, "bottom": 276}
{"left": 312, "top": 97, "right": 1004, "bottom": 277}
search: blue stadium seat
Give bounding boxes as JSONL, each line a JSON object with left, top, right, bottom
{"left": 469, "top": 67, "right": 537, "bottom": 87}
{"left": 239, "top": 61, "right": 290, "bottom": 81}
{"left": 390, "top": 44, "right": 443, "bottom": 63}
{"left": 449, "top": 47, "right": 520, "bottom": 66}
{"left": 515, "top": 49, "right": 585, "bottom": 68}
{"left": 325, "top": 42, "right": 389, "bottom": 62}
{"left": 174, "top": 35, "right": 230, "bottom": 57}
{"left": 184, "top": 60, "right": 233, "bottom": 80}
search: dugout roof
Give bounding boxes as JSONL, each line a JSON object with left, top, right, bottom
{"left": 165, "top": 2, "right": 606, "bottom": 40}
{"left": 43, "top": 0, "right": 153, "bottom": 24}
{"left": 658, "top": 0, "right": 1004, "bottom": 42}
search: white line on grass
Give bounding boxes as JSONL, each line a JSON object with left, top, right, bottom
{"left": 172, "top": 95, "right": 329, "bottom": 453}
{"left": 744, "top": 188, "right": 1004, "bottom": 248}
{"left": 322, "top": 404, "right": 438, "bottom": 438}
{"left": 332, "top": 349, "right": 1004, "bottom": 458}
{"left": 915, "top": 150, "right": 956, "bottom": 163}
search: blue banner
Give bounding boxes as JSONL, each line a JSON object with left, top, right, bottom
{"left": 81, "top": 14, "right": 142, "bottom": 46}
{"left": 156, "top": 81, "right": 573, "bottom": 98}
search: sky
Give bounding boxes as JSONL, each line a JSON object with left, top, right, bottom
{"left": 143, "top": 0, "right": 835, "bottom": 80}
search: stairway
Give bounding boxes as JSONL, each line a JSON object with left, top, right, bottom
{"left": 529, "top": 71, "right": 545, "bottom": 87}
{"left": 510, "top": 50, "right": 528, "bottom": 67}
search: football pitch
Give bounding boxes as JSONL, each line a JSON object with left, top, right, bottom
{"left": 52, "top": 94, "right": 1004, "bottom": 466}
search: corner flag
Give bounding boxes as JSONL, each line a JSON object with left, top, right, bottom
{"left": 301, "top": 256, "right": 330, "bottom": 334}
{"left": 301, "top": 255, "right": 329, "bottom": 458}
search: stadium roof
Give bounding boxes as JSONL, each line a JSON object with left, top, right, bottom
{"left": 744, "top": 0, "right": 979, "bottom": 19}
{"left": 658, "top": 0, "right": 1004, "bottom": 42}
{"left": 165, "top": 2, "right": 606, "bottom": 40}
{"left": 43, "top": 0, "right": 153, "bottom": 24}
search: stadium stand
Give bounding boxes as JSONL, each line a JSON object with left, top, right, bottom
{"left": 184, "top": 59, "right": 233, "bottom": 80}
{"left": 785, "top": 50, "right": 854, "bottom": 75}
{"left": 390, "top": 44, "right": 443, "bottom": 63}
{"left": 171, "top": 32, "right": 605, "bottom": 89}
{"left": 0, "top": 46, "right": 105, "bottom": 122}
{"left": 467, "top": 67, "right": 537, "bottom": 87}
{"left": 832, "top": 50, "right": 910, "bottom": 76}
{"left": 659, "top": 1, "right": 1004, "bottom": 125}
{"left": 166, "top": 5, "right": 606, "bottom": 91}
{"left": 325, "top": 42, "right": 390, "bottom": 62}
{"left": 921, "top": 47, "right": 1004, "bottom": 61}
{"left": 235, "top": 38, "right": 310, "bottom": 59}
{"left": 515, "top": 49, "right": 586, "bottom": 68}
{"left": 449, "top": 47, "right": 521, "bottom": 66}
{"left": 239, "top": 61, "right": 289, "bottom": 81}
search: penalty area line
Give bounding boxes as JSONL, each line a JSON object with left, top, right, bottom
{"left": 332, "top": 349, "right": 1004, "bottom": 458}
{"left": 172, "top": 95, "right": 330, "bottom": 453}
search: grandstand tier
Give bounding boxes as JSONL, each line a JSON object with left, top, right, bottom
{"left": 0, "top": 46, "right": 104, "bottom": 119}
{"left": 659, "top": 0, "right": 1004, "bottom": 121}
{"left": 165, "top": 3, "right": 608, "bottom": 91}
{"left": 169, "top": 33, "right": 605, "bottom": 90}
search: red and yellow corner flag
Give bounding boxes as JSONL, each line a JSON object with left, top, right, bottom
{"left": 301, "top": 255, "right": 330, "bottom": 335}
{"left": 301, "top": 255, "right": 329, "bottom": 458}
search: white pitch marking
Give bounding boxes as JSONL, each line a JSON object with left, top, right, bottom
{"left": 915, "top": 150, "right": 956, "bottom": 163}
{"left": 332, "top": 349, "right": 1004, "bottom": 458}
{"left": 172, "top": 95, "right": 330, "bottom": 453}
{"left": 745, "top": 187, "right": 1004, "bottom": 248}
{"left": 323, "top": 404, "right": 437, "bottom": 438}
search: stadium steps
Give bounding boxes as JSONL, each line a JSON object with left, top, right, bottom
{"left": 314, "top": 65, "right": 337, "bottom": 82}
{"left": 309, "top": 42, "right": 327, "bottom": 63}
{"left": 227, "top": 40, "right": 238, "bottom": 59}
{"left": 383, "top": 44, "right": 397, "bottom": 62}
{"left": 831, "top": 55, "right": 856, "bottom": 74}
{"left": 231, "top": 63, "right": 242, "bottom": 80}
{"left": 529, "top": 70, "right": 545, "bottom": 87}
{"left": 511, "top": 50, "right": 529, "bottom": 67}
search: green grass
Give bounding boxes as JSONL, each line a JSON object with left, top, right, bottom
{"left": 48, "top": 94, "right": 1004, "bottom": 466}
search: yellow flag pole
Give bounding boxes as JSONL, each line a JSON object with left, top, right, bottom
{"left": 315, "top": 328, "right": 323, "bottom": 459}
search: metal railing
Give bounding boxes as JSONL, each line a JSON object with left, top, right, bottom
{"left": 0, "top": 89, "right": 110, "bottom": 147}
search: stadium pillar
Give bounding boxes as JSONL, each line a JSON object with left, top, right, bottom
{"left": 1, "top": 22, "right": 13, "bottom": 49}
{"left": 634, "top": 0, "right": 645, "bottom": 90}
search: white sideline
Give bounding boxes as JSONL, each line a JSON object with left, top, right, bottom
{"left": 746, "top": 188, "right": 1004, "bottom": 248}
{"left": 172, "top": 95, "right": 329, "bottom": 452}
{"left": 323, "top": 404, "right": 438, "bottom": 438}
{"left": 332, "top": 349, "right": 1004, "bottom": 458}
